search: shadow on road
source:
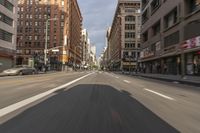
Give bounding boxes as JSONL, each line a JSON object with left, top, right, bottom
{"left": 0, "top": 84, "right": 180, "bottom": 133}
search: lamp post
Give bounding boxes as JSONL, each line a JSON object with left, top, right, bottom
{"left": 44, "top": 18, "right": 57, "bottom": 66}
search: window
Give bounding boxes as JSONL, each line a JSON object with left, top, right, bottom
{"left": 61, "top": 21, "right": 64, "bottom": 27}
{"left": 125, "top": 42, "right": 136, "bottom": 48}
{"left": 35, "top": 22, "right": 38, "bottom": 26}
{"left": 125, "top": 24, "right": 135, "bottom": 30}
{"left": 151, "top": 0, "right": 160, "bottom": 13}
{"left": 38, "top": 21, "right": 41, "bottom": 26}
{"left": 0, "top": 28, "right": 12, "bottom": 42}
{"left": 0, "top": 0, "right": 14, "bottom": 12}
{"left": 152, "top": 21, "right": 160, "bottom": 36}
{"left": 61, "top": 14, "right": 64, "bottom": 19}
{"left": 164, "top": 7, "right": 178, "bottom": 29}
{"left": 184, "top": 20, "right": 200, "bottom": 40}
{"left": 164, "top": 31, "right": 179, "bottom": 47}
{"left": 25, "top": 49, "right": 30, "bottom": 54}
{"left": 28, "top": 36, "right": 32, "bottom": 41}
{"left": 142, "top": 31, "right": 148, "bottom": 42}
{"left": 123, "top": 51, "right": 129, "bottom": 58}
{"left": 54, "top": 21, "right": 57, "bottom": 26}
{"left": 142, "top": 9, "right": 148, "bottom": 23}
{"left": 35, "top": 36, "right": 38, "bottom": 40}
{"left": 125, "top": 16, "right": 135, "bottom": 22}
{"left": 125, "top": 32, "right": 135, "bottom": 38}
{"left": 26, "top": 21, "right": 29, "bottom": 26}
{"left": 0, "top": 12, "right": 13, "bottom": 26}
{"left": 138, "top": 43, "right": 141, "bottom": 48}
{"left": 189, "top": 0, "right": 200, "bottom": 13}
{"left": 142, "top": 0, "right": 149, "bottom": 9}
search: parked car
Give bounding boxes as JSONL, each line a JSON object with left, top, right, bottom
{"left": 2, "top": 65, "right": 37, "bottom": 76}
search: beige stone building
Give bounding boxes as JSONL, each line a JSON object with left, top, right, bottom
{"left": 108, "top": 0, "right": 141, "bottom": 71}
{"left": 0, "top": 0, "right": 18, "bottom": 72}
{"left": 17, "top": 0, "right": 82, "bottom": 70}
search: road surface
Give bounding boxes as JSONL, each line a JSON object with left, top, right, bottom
{"left": 0, "top": 71, "right": 200, "bottom": 133}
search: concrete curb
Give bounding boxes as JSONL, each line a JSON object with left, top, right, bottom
{"left": 113, "top": 72, "right": 200, "bottom": 87}
{"left": 133, "top": 74, "right": 200, "bottom": 87}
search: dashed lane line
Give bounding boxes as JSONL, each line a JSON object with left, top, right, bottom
{"left": 123, "top": 80, "right": 130, "bottom": 83}
{"left": 144, "top": 88, "right": 176, "bottom": 101}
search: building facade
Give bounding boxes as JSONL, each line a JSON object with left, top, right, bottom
{"left": 81, "top": 29, "right": 91, "bottom": 67}
{"left": 17, "top": 0, "right": 82, "bottom": 70}
{"left": 89, "top": 44, "right": 97, "bottom": 67}
{"left": 141, "top": 0, "right": 200, "bottom": 76}
{"left": 108, "top": 0, "right": 141, "bottom": 71}
{"left": 0, "top": 0, "right": 17, "bottom": 72}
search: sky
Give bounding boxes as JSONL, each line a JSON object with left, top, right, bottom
{"left": 77, "top": 0, "right": 118, "bottom": 57}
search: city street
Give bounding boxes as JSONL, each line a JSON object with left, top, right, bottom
{"left": 0, "top": 71, "right": 200, "bottom": 133}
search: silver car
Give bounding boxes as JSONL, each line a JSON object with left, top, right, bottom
{"left": 2, "top": 66, "right": 37, "bottom": 76}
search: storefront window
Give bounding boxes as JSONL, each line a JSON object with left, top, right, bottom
{"left": 186, "top": 54, "right": 194, "bottom": 75}
{"left": 194, "top": 54, "right": 200, "bottom": 75}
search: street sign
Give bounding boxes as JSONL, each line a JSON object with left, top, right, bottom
{"left": 52, "top": 49, "right": 59, "bottom": 52}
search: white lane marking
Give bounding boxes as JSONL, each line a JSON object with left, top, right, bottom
{"left": 173, "top": 81, "right": 179, "bottom": 84}
{"left": 144, "top": 88, "right": 175, "bottom": 101}
{"left": 123, "top": 80, "right": 130, "bottom": 83}
{"left": 115, "top": 76, "right": 119, "bottom": 79}
{"left": 0, "top": 73, "right": 94, "bottom": 118}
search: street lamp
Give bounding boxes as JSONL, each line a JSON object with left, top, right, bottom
{"left": 44, "top": 18, "right": 57, "bottom": 66}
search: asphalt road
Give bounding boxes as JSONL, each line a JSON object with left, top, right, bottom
{"left": 0, "top": 71, "right": 200, "bottom": 133}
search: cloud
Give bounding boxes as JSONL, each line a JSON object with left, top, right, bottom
{"left": 77, "top": 0, "right": 117, "bottom": 57}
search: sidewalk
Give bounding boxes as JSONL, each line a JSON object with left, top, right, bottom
{"left": 133, "top": 73, "right": 200, "bottom": 86}
{"left": 112, "top": 71, "right": 200, "bottom": 86}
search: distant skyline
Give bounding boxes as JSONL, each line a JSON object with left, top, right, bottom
{"left": 77, "top": 0, "right": 118, "bottom": 57}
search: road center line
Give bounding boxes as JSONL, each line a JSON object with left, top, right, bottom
{"left": 123, "top": 80, "right": 130, "bottom": 83}
{"left": 144, "top": 88, "right": 175, "bottom": 101}
{"left": 0, "top": 72, "right": 94, "bottom": 118}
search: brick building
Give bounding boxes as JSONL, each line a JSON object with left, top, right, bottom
{"left": 17, "top": 0, "right": 82, "bottom": 70}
